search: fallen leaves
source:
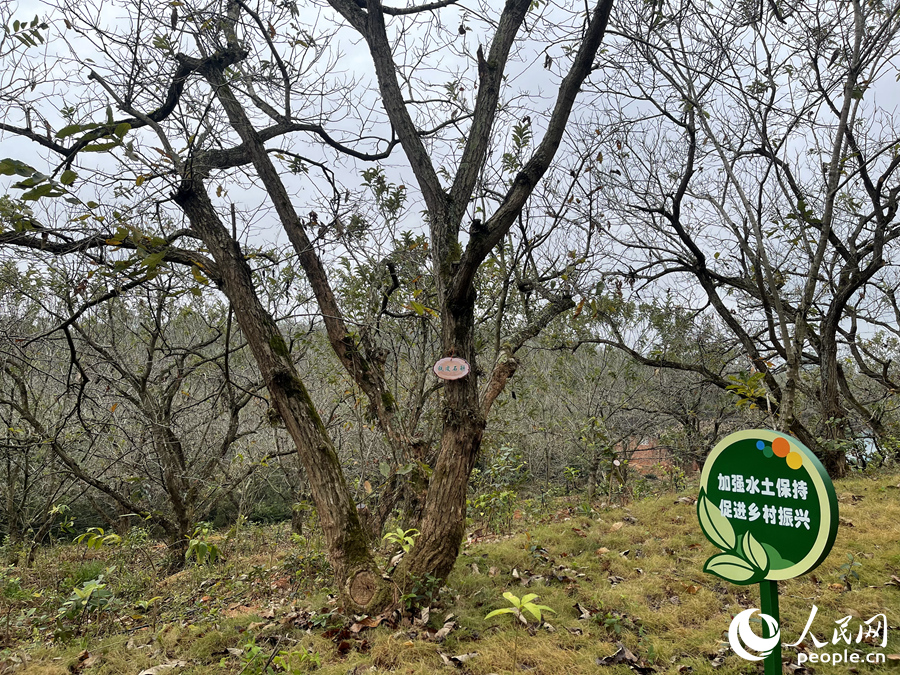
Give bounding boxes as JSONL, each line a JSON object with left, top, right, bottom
{"left": 224, "top": 603, "right": 257, "bottom": 618}
{"left": 69, "top": 650, "right": 99, "bottom": 672}
{"left": 432, "top": 615, "right": 457, "bottom": 641}
{"left": 706, "top": 646, "right": 729, "bottom": 669}
{"left": 596, "top": 642, "right": 656, "bottom": 673}
{"left": 137, "top": 661, "right": 186, "bottom": 675}
{"left": 574, "top": 602, "right": 595, "bottom": 620}
{"left": 438, "top": 651, "right": 477, "bottom": 667}
{"left": 510, "top": 564, "right": 585, "bottom": 587}
{"left": 349, "top": 613, "right": 389, "bottom": 634}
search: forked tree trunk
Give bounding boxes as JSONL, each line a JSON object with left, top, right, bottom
{"left": 173, "top": 179, "right": 387, "bottom": 612}
{"left": 171, "top": 0, "right": 610, "bottom": 611}
{"left": 396, "top": 278, "right": 485, "bottom": 581}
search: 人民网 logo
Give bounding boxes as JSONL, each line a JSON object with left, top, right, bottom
{"left": 728, "top": 608, "right": 780, "bottom": 661}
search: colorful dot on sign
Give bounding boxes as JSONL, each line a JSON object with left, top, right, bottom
{"left": 786, "top": 451, "right": 803, "bottom": 470}
{"left": 772, "top": 437, "right": 791, "bottom": 458}
{"left": 756, "top": 440, "right": 765, "bottom": 450}
{"left": 763, "top": 446, "right": 774, "bottom": 458}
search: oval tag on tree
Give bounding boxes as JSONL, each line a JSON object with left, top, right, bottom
{"left": 433, "top": 357, "right": 470, "bottom": 380}
{"left": 697, "top": 430, "right": 838, "bottom": 585}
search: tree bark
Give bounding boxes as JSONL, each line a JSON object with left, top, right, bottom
{"left": 326, "top": 0, "right": 614, "bottom": 585}
{"left": 172, "top": 178, "right": 387, "bottom": 612}
{"left": 400, "top": 285, "right": 485, "bottom": 580}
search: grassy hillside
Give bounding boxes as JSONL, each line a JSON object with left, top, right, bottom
{"left": 1, "top": 472, "right": 898, "bottom": 675}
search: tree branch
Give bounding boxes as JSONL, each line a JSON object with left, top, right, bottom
{"left": 451, "top": 0, "right": 614, "bottom": 305}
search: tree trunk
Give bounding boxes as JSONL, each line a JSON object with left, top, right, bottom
{"left": 818, "top": 330, "right": 850, "bottom": 479}
{"left": 172, "top": 178, "right": 386, "bottom": 612}
{"left": 400, "top": 285, "right": 484, "bottom": 581}
{"left": 789, "top": 416, "right": 847, "bottom": 479}
{"left": 819, "top": 447, "right": 849, "bottom": 479}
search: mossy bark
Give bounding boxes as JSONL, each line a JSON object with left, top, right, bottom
{"left": 173, "top": 178, "right": 388, "bottom": 612}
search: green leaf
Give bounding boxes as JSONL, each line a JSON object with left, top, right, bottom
{"left": 379, "top": 461, "right": 391, "bottom": 478}
{"left": 191, "top": 264, "right": 209, "bottom": 286}
{"left": 13, "top": 176, "right": 41, "bottom": 188}
{"left": 522, "top": 602, "right": 555, "bottom": 622}
{"left": 21, "top": 183, "right": 58, "bottom": 200}
{"left": 83, "top": 141, "right": 120, "bottom": 152}
{"left": 703, "top": 552, "right": 762, "bottom": 584}
{"left": 141, "top": 251, "right": 166, "bottom": 269}
{"left": 60, "top": 169, "right": 77, "bottom": 186}
{"left": 740, "top": 532, "right": 769, "bottom": 572}
{"left": 0, "top": 158, "right": 36, "bottom": 176}
{"left": 502, "top": 591, "right": 522, "bottom": 608}
{"left": 697, "top": 491, "right": 736, "bottom": 551}
{"left": 57, "top": 123, "right": 85, "bottom": 139}
{"left": 485, "top": 607, "right": 517, "bottom": 620}
{"left": 760, "top": 543, "right": 794, "bottom": 571}
{"left": 114, "top": 122, "right": 131, "bottom": 138}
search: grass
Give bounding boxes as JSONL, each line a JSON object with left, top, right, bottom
{"left": 0, "top": 471, "right": 898, "bottom": 674}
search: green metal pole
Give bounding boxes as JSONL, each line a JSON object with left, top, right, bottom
{"left": 759, "top": 579, "right": 782, "bottom": 675}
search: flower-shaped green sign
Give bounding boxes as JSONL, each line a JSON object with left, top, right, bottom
{"left": 697, "top": 430, "right": 838, "bottom": 585}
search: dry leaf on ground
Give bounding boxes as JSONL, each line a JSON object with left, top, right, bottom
{"left": 137, "top": 661, "right": 186, "bottom": 675}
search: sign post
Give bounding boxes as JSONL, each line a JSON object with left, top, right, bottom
{"left": 697, "top": 430, "right": 839, "bottom": 674}
{"left": 758, "top": 579, "right": 780, "bottom": 673}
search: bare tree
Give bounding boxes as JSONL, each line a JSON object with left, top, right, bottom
{"left": 0, "top": 265, "right": 268, "bottom": 564}
{"left": 575, "top": 0, "right": 900, "bottom": 475}
{"left": 0, "top": 0, "right": 613, "bottom": 609}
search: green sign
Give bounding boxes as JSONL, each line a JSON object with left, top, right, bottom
{"left": 697, "top": 430, "right": 838, "bottom": 585}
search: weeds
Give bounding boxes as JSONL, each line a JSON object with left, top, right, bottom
{"left": 73, "top": 527, "right": 122, "bottom": 550}
{"left": 485, "top": 592, "right": 555, "bottom": 671}
{"left": 54, "top": 572, "right": 114, "bottom": 640}
{"left": 0, "top": 473, "right": 894, "bottom": 674}
{"left": 381, "top": 527, "right": 420, "bottom": 554}
{"left": 399, "top": 573, "right": 442, "bottom": 612}
{"left": 186, "top": 523, "right": 221, "bottom": 565}
{"left": 838, "top": 552, "right": 862, "bottom": 590}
